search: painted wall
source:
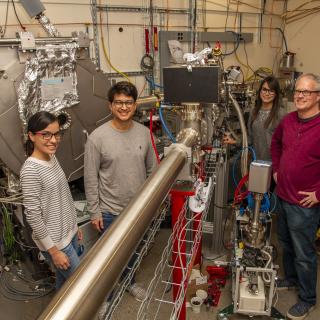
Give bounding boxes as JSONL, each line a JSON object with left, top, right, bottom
{"left": 283, "top": 0, "right": 320, "bottom": 74}
{"left": 0, "top": 0, "right": 289, "bottom": 92}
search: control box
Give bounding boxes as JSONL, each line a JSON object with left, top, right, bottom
{"left": 239, "top": 276, "right": 265, "bottom": 312}
{"left": 163, "top": 65, "right": 220, "bottom": 103}
{"left": 248, "top": 160, "right": 272, "bottom": 194}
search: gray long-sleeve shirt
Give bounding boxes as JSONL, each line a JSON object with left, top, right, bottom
{"left": 84, "top": 121, "right": 157, "bottom": 219}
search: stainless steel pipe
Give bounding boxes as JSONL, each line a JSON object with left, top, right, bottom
{"left": 38, "top": 128, "right": 198, "bottom": 320}
{"left": 136, "top": 94, "right": 163, "bottom": 111}
{"left": 229, "top": 92, "right": 248, "bottom": 177}
{"left": 0, "top": 37, "right": 77, "bottom": 47}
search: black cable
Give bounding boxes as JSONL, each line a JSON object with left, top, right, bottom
{"left": 222, "top": 31, "right": 240, "bottom": 56}
{"left": 222, "top": 210, "right": 233, "bottom": 251}
{"left": 275, "top": 27, "right": 288, "bottom": 52}
{"left": 11, "top": 0, "right": 26, "bottom": 31}
{"left": 140, "top": 54, "right": 154, "bottom": 71}
{"left": 241, "top": 38, "right": 255, "bottom": 73}
{"left": 0, "top": 269, "right": 54, "bottom": 300}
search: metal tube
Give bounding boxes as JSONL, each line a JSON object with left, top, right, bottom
{"left": 0, "top": 37, "right": 77, "bottom": 46}
{"left": 229, "top": 92, "right": 248, "bottom": 177}
{"left": 136, "top": 95, "right": 162, "bottom": 111}
{"left": 38, "top": 129, "right": 198, "bottom": 320}
{"left": 251, "top": 193, "right": 263, "bottom": 232}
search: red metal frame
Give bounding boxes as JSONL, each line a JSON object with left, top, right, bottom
{"left": 170, "top": 187, "right": 194, "bottom": 320}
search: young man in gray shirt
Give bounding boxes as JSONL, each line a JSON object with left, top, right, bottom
{"left": 84, "top": 81, "right": 157, "bottom": 311}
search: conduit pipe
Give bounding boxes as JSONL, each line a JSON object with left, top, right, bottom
{"left": 38, "top": 128, "right": 199, "bottom": 320}
{"left": 229, "top": 92, "right": 248, "bottom": 177}
{"left": 136, "top": 94, "right": 163, "bottom": 111}
{"left": 0, "top": 37, "right": 77, "bottom": 47}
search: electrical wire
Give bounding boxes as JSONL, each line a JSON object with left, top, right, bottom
{"left": 145, "top": 75, "right": 163, "bottom": 90}
{"left": 275, "top": 27, "right": 288, "bottom": 52}
{"left": 149, "top": 110, "right": 160, "bottom": 164}
{"left": 222, "top": 30, "right": 240, "bottom": 56}
{"left": 269, "top": 192, "right": 277, "bottom": 213}
{"left": 159, "top": 104, "right": 176, "bottom": 143}
{"left": 138, "top": 80, "right": 147, "bottom": 98}
{"left": 230, "top": 0, "right": 275, "bottom": 13}
{"left": 98, "top": 0, "right": 130, "bottom": 82}
{"left": 0, "top": 269, "right": 54, "bottom": 301}
{"left": 261, "top": 249, "right": 272, "bottom": 283}
{"left": 11, "top": 0, "right": 26, "bottom": 31}
{"left": 282, "top": 1, "right": 320, "bottom": 24}
{"left": 232, "top": 146, "right": 256, "bottom": 187}
{"left": 201, "top": 0, "right": 207, "bottom": 30}
{"left": 1, "top": 204, "right": 16, "bottom": 259}
{"left": 241, "top": 38, "right": 254, "bottom": 76}
{"left": 166, "top": 0, "right": 169, "bottom": 30}
{"left": 0, "top": 0, "right": 10, "bottom": 38}
{"left": 224, "top": 0, "right": 230, "bottom": 30}
{"left": 233, "top": 174, "right": 249, "bottom": 205}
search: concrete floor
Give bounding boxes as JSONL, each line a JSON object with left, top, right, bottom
{"left": 108, "top": 226, "right": 320, "bottom": 320}
{"left": 1, "top": 222, "right": 320, "bottom": 320}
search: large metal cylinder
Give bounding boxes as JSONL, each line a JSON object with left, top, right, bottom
{"left": 136, "top": 95, "right": 163, "bottom": 111}
{"left": 38, "top": 129, "right": 198, "bottom": 320}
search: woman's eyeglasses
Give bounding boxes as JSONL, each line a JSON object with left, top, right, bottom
{"left": 261, "top": 87, "right": 276, "bottom": 95}
{"left": 34, "top": 131, "right": 64, "bottom": 141}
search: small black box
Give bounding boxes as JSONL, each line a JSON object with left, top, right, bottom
{"left": 163, "top": 65, "right": 220, "bottom": 103}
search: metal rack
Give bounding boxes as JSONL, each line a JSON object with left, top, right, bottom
{"left": 102, "top": 201, "right": 169, "bottom": 319}
{"left": 137, "top": 149, "right": 219, "bottom": 320}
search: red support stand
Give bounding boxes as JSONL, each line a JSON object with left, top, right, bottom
{"left": 170, "top": 185, "right": 194, "bottom": 320}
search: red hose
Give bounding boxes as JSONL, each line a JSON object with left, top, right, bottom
{"left": 149, "top": 110, "right": 160, "bottom": 164}
{"left": 233, "top": 174, "right": 249, "bottom": 205}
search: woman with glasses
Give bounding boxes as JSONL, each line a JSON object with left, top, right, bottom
{"left": 224, "top": 75, "right": 285, "bottom": 162}
{"left": 20, "top": 111, "right": 82, "bottom": 290}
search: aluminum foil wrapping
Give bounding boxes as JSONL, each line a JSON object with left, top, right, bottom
{"left": 37, "top": 13, "right": 60, "bottom": 37}
{"left": 17, "top": 42, "right": 79, "bottom": 127}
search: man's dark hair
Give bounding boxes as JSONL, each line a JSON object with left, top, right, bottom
{"left": 107, "top": 81, "right": 138, "bottom": 103}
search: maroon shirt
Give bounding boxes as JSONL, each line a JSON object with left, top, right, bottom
{"left": 271, "top": 111, "right": 320, "bottom": 205}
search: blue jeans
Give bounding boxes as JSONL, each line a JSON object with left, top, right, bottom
{"left": 101, "top": 212, "right": 138, "bottom": 285}
{"left": 277, "top": 197, "right": 320, "bottom": 305}
{"left": 42, "top": 235, "right": 80, "bottom": 290}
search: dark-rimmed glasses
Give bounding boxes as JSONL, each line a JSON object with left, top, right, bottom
{"left": 293, "top": 90, "right": 320, "bottom": 97}
{"left": 34, "top": 131, "right": 64, "bottom": 141}
{"left": 112, "top": 100, "right": 135, "bottom": 108}
{"left": 261, "top": 87, "right": 275, "bottom": 95}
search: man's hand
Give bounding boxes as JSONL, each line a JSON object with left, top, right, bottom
{"left": 50, "top": 250, "right": 70, "bottom": 270}
{"left": 298, "top": 191, "right": 319, "bottom": 208}
{"left": 273, "top": 172, "right": 278, "bottom": 184}
{"left": 222, "top": 133, "right": 236, "bottom": 145}
{"left": 91, "top": 217, "right": 104, "bottom": 232}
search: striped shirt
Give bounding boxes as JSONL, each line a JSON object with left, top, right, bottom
{"left": 20, "top": 156, "right": 77, "bottom": 251}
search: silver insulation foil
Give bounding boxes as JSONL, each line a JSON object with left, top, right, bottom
{"left": 37, "top": 13, "right": 60, "bottom": 37}
{"left": 17, "top": 42, "right": 79, "bottom": 127}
